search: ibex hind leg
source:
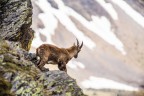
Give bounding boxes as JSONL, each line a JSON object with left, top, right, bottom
{"left": 38, "top": 60, "right": 49, "bottom": 72}
{"left": 38, "top": 58, "right": 47, "bottom": 67}
{"left": 36, "top": 47, "right": 47, "bottom": 66}
{"left": 37, "top": 53, "right": 50, "bottom": 72}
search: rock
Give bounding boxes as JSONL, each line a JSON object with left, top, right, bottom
{"left": 0, "top": 0, "right": 86, "bottom": 95}
{"left": 44, "top": 71, "right": 85, "bottom": 96}
{"left": 0, "top": 0, "right": 34, "bottom": 51}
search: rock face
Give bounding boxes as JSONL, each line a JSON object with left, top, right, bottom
{"left": 0, "top": 0, "right": 34, "bottom": 51}
{"left": 0, "top": 0, "right": 85, "bottom": 96}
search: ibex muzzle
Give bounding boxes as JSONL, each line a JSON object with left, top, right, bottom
{"left": 36, "top": 39, "right": 83, "bottom": 72}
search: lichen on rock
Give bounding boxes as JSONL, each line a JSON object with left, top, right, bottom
{"left": 0, "top": 0, "right": 86, "bottom": 95}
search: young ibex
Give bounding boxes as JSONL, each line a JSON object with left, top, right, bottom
{"left": 36, "top": 39, "right": 83, "bottom": 72}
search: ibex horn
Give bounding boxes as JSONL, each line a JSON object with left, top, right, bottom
{"left": 80, "top": 41, "right": 83, "bottom": 49}
{"left": 76, "top": 38, "right": 79, "bottom": 47}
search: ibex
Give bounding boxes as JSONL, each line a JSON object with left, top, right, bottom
{"left": 36, "top": 39, "right": 83, "bottom": 72}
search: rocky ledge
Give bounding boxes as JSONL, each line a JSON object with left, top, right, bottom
{"left": 0, "top": 0, "right": 86, "bottom": 95}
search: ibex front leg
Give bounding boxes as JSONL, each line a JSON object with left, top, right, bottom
{"left": 58, "top": 62, "right": 67, "bottom": 73}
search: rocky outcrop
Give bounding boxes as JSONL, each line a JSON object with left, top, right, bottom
{"left": 0, "top": 0, "right": 85, "bottom": 96}
{"left": 0, "top": 0, "right": 34, "bottom": 51}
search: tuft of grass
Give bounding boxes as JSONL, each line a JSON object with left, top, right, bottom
{"left": 0, "top": 75, "right": 14, "bottom": 96}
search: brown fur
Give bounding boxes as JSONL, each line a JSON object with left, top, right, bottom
{"left": 36, "top": 40, "right": 83, "bottom": 72}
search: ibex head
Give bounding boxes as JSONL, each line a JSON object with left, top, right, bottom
{"left": 73, "top": 39, "right": 83, "bottom": 58}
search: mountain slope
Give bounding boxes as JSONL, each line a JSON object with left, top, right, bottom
{"left": 31, "top": 0, "right": 144, "bottom": 90}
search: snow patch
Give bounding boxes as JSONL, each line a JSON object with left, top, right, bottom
{"left": 81, "top": 76, "right": 138, "bottom": 91}
{"left": 91, "top": 16, "right": 126, "bottom": 55}
{"left": 96, "top": 0, "right": 118, "bottom": 20}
